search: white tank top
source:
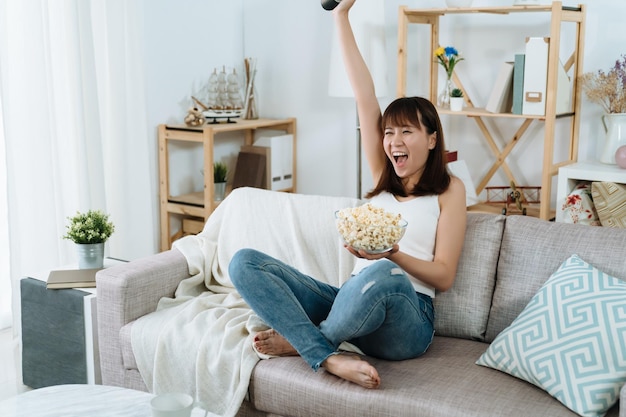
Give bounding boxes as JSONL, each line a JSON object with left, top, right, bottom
{"left": 351, "top": 192, "right": 439, "bottom": 298}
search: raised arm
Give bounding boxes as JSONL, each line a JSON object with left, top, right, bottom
{"left": 332, "top": 0, "right": 387, "bottom": 183}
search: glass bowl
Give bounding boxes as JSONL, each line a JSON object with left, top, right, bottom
{"left": 335, "top": 210, "right": 407, "bottom": 254}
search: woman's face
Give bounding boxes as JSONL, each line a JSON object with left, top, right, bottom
{"left": 383, "top": 118, "right": 436, "bottom": 189}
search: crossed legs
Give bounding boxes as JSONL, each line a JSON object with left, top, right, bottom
{"left": 229, "top": 248, "right": 433, "bottom": 389}
{"left": 253, "top": 328, "right": 380, "bottom": 388}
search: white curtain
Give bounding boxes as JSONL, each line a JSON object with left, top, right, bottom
{"left": 0, "top": 86, "right": 9, "bottom": 329}
{"left": 0, "top": 0, "right": 156, "bottom": 331}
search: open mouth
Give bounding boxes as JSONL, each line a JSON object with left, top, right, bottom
{"left": 392, "top": 151, "right": 408, "bottom": 164}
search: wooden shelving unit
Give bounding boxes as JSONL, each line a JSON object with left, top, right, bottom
{"left": 396, "top": 2, "right": 586, "bottom": 220}
{"left": 158, "top": 118, "right": 297, "bottom": 250}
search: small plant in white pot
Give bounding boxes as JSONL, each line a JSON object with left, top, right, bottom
{"left": 450, "top": 88, "right": 464, "bottom": 112}
{"left": 63, "top": 209, "right": 115, "bottom": 269}
{"left": 214, "top": 161, "right": 228, "bottom": 201}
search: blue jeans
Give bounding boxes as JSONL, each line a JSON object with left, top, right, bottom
{"left": 229, "top": 248, "right": 434, "bottom": 370}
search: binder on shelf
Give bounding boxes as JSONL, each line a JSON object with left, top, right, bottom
{"left": 485, "top": 61, "right": 514, "bottom": 113}
{"left": 253, "top": 133, "right": 294, "bottom": 190}
{"left": 522, "top": 37, "right": 549, "bottom": 116}
{"left": 512, "top": 54, "right": 525, "bottom": 115}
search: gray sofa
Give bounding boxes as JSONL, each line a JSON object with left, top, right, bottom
{"left": 97, "top": 191, "right": 626, "bottom": 417}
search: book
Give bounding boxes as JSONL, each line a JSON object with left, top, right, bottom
{"left": 512, "top": 54, "right": 525, "bottom": 114}
{"left": 46, "top": 268, "right": 101, "bottom": 289}
{"left": 485, "top": 61, "right": 514, "bottom": 113}
{"left": 522, "top": 37, "right": 549, "bottom": 116}
{"left": 232, "top": 149, "right": 267, "bottom": 190}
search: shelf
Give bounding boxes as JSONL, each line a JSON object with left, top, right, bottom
{"left": 438, "top": 107, "right": 576, "bottom": 120}
{"left": 396, "top": 1, "right": 586, "bottom": 220}
{"left": 558, "top": 160, "right": 626, "bottom": 182}
{"left": 158, "top": 118, "right": 297, "bottom": 250}
{"left": 467, "top": 202, "right": 554, "bottom": 220}
{"left": 168, "top": 192, "right": 205, "bottom": 206}
{"left": 402, "top": 4, "right": 583, "bottom": 18}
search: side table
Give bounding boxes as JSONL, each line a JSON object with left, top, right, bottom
{"left": 20, "top": 258, "right": 126, "bottom": 388}
{"left": 0, "top": 384, "right": 209, "bottom": 417}
{"left": 555, "top": 161, "right": 626, "bottom": 222}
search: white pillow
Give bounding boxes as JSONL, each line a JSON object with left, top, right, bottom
{"left": 476, "top": 254, "right": 626, "bottom": 417}
{"left": 561, "top": 181, "right": 601, "bottom": 226}
{"left": 448, "top": 160, "right": 479, "bottom": 207}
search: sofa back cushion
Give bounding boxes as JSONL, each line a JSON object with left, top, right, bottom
{"left": 485, "top": 215, "right": 626, "bottom": 342}
{"left": 434, "top": 213, "right": 505, "bottom": 341}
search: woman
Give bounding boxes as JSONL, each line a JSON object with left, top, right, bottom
{"left": 228, "top": 0, "right": 466, "bottom": 389}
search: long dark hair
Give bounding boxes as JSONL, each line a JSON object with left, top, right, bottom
{"left": 366, "top": 97, "right": 451, "bottom": 199}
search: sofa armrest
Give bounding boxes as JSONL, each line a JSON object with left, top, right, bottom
{"left": 96, "top": 249, "right": 190, "bottom": 387}
{"left": 620, "top": 384, "right": 626, "bottom": 417}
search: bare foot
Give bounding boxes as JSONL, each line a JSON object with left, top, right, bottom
{"left": 253, "top": 329, "right": 298, "bottom": 356}
{"left": 323, "top": 353, "right": 381, "bottom": 389}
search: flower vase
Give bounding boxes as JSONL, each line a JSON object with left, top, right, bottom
{"left": 244, "top": 86, "right": 258, "bottom": 120}
{"left": 76, "top": 243, "right": 105, "bottom": 269}
{"left": 438, "top": 77, "right": 453, "bottom": 109}
{"left": 599, "top": 113, "right": 626, "bottom": 164}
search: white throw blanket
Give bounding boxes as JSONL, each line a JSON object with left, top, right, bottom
{"left": 131, "top": 187, "right": 360, "bottom": 417}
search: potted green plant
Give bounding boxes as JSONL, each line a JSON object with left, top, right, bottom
{"left": 213, "top": 161, "right": 228, "bottom": 201}
{"left": 63, "top": 209, "right": 115, "bottom": 269}
{"left": 450, "top": 88, "right": 464, "bottom": 112}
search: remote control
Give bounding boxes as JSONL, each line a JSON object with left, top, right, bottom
{"left": 321, "top": 0, "right": 341, "bottom": 11}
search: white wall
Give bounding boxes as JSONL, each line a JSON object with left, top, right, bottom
{"left": 139, "top": 0, "right": 624, "bottom": 252}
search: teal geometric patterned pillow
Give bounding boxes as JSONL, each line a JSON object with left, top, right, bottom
{"left": 476, "top": 254, "right": 626, "bottom": 417}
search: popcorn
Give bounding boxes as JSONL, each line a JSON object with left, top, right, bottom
{"left": 335, "top": 204, "right": 407, "bottom": 253}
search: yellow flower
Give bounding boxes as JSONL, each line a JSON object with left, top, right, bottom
{"left": 434, "top": 45, "right": 464, "bottom": 78}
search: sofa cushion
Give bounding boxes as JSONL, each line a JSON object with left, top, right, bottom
{"left": 591, "top": 181, "right": 626, "bottom": 228}
{"left": 434, "top": 213, "right": 504, "bottom": 341}
{"left": 560, "top": 181, "right": 601, "bottom": 226}
{"left": 249, "top": 336, "right": 611, "bottom": 417}
{"left": 477, "top": 254, "right": 626, "bottom": 417}
{"left": 486, "top": 215, "right": 626, "bottom": 342}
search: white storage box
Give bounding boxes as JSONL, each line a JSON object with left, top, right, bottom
{"left": 253, "top": 133, "right": 294, "bottom": 191}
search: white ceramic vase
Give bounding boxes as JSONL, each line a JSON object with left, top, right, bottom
{"left": 76, "top": 243, "right": 104, "bottom": 269}
{"left": 599, "top": 113, "right": 626, "bottom": 164}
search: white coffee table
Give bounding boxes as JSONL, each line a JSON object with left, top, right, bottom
{"left": 0, "top": 384, "right": 210, "bottom": 416}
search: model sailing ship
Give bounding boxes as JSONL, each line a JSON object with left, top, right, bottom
{"left": 192, "top": 66, "right": 244, "bottom": 124}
